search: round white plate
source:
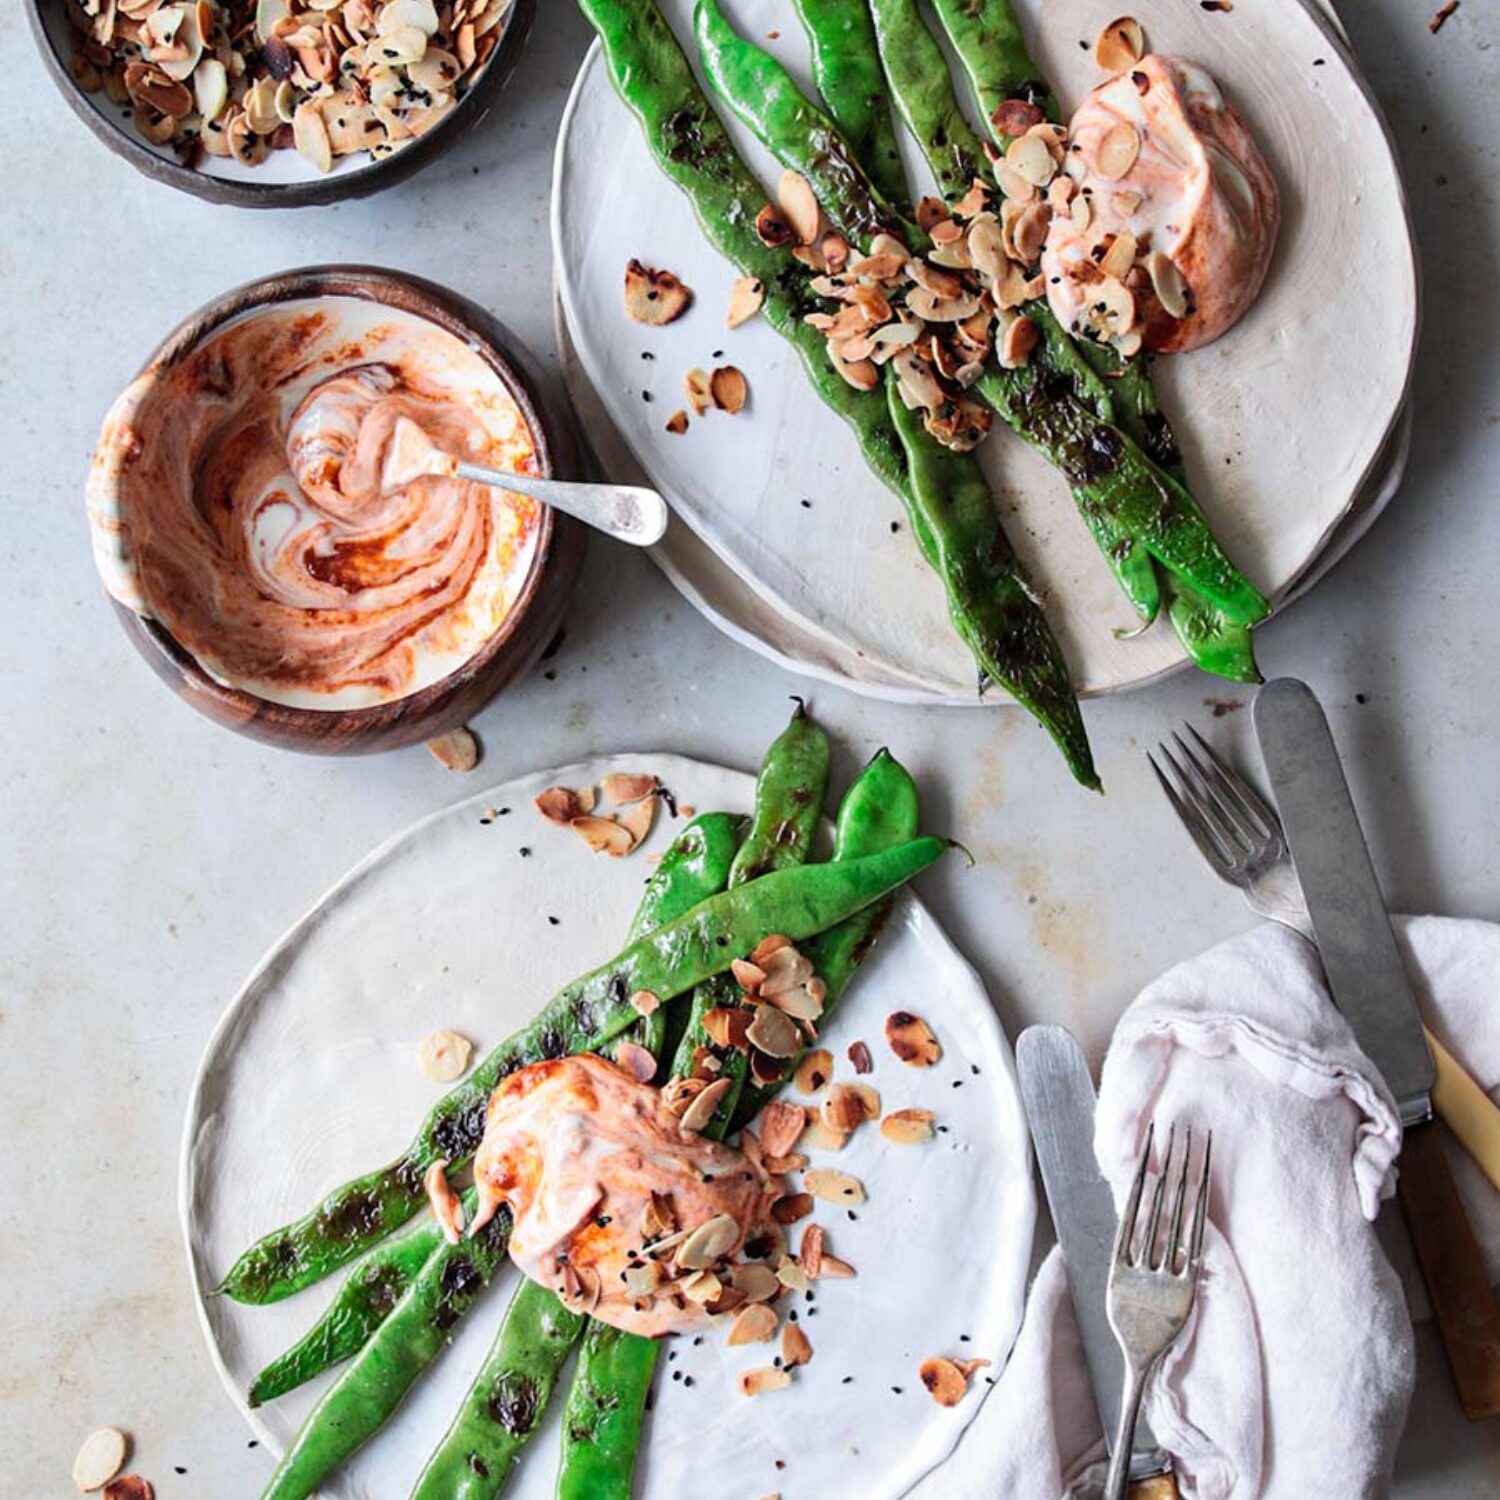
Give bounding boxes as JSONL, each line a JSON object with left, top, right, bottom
{"left": 552, "top": 0, "right": 1417, "bottom": 702}
{"left": 182, "top": 754, "right": 1036, "bottom": 1500}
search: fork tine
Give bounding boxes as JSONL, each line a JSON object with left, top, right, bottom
{"left": 1158, "top": 740, "right": 1249, "bottom": 859}
{"left": 1142, "top": 1123, "right": 1176, "bottom": 1269}
{"left": 1187, "top": 1131, "right": 1214, "bottom": 1272}
{"left": 1114, "top": 1121, "right": 1154, "bottom": 1267}
{"left": 1170, "top": 733, "right": 1257, "bottom": 856}
{"left": 1165, "top": 1125, "right": 1193, "bottom": 1273}
{"left": 1184, "top": 725, "right": 1281, "bottom": 840}
{"left": 1149, "top": 751, "right": 1235, "bottom": 876}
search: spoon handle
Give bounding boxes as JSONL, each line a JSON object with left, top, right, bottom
{"left": 452, "top": 461, "right": 668, "bottom": 548}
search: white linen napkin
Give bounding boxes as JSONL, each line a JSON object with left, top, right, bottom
{"left": 918, "top": 915, "right": 1500, "bottom": 1500}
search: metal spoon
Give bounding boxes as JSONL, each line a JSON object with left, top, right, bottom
{"left": 383, "top": 416, "right": 668, "bottom": 547}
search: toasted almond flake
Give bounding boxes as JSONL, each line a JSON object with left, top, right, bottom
{"left": 602, "top": 771, "right": 658, "bottom": 804}
{"left": 1099, "top": 229, "right": 1139, "bottom": 281}
{"left": 755, "top": 202, "right": 794, "bottom": 247}
{"left": 1006, "top": 132, "right": 1056, "bottom": 188}
{"left": 747, "top": 1003, "right": 802, "bottom": 1059}
{"left": 828, "top": 342, "right": 880, "bottom": 392}
{"left": 776, "top": 1258, "right": 811, "bottom": 1293}
{"left": 623, "top": 1260, "right": 664, "bottom": 1297}
{"left": 738, "top": 1365, "right": 793, "bottom": 1397}
{"left": 417, "top": 1028, "right": 472, "bottom": 1083}
{"left": 953, "top": 1357, "right": 992, "bottom": 1378}
{"left": 679, "top": 1075, "right": 733, "bottom": 1133}
{"left": 704, "top": 1006, "right": 752, "bottom": 1051}
{"left": 755, "top": 1101, "right": 807, "bottom": 1159}
{"left": 729, "top": 1302, "right": 779, "bottom": 1344}
{"left": 1148, "top": 250, "right": 1190, "bottom": 318}
{"left": 1429, "top": 0, "right": 1457, "bottom": 31}
{"left": 733, "top": 1260, "right": 783, "bottom": 1302}
{"left": 427, "top": 727, "right": 478, "bottom": 771}
{"left": 628, "top": 989, "right": 661, "bottom": 1018}
{"left": 731, "top": 957, "right": 767, "bottom": 992}
{"left": 681, "top": 1268, "right": 723, "bottom": 1303}
{"left": 765, "top": 1151, "right": 808, "bottom": 1174}
{"left": 768, "top": 983, "right": 823, "bottom": 1022}
{"left": 822, "top": 1083, "right": 869, "bottom": 1134}
{"left": 642, "top": 1189, "right": 677, "bottom": 1239}
{"left": 820, "top": 231, "right": 851, "bottom": 272}
{"left": 995, "top": 161, "right": 1036, "bottom": 204}
{"left": 424, "top": 1159, "right": 466, "bottom": 1243}
{"left": 759, "top": 944, "right": 813, "bottom": 996}
{"left": 624, "top": 259, "right": 693, "bottom": 325}
{"left": 102, "top": 1481, "right": 154, "bottom": 1500}
{"left": 678, "top": 1212, "right": 741, "bottom": 1270}
{"left": 684, "top": 367, "right": 713, "bottom": 417}
{"left": 750, "top": 1048, "right": 784, "bottom": 1087}
{"left": 885, "top": 1010, "right": 941, "bottom": 1066}
{"left": 570, "top": 814, "right": 635, "bottom": 857}
{"left": 1070, "top": 191, "right": 1093, "bottom": 232}
{"left": 559, "top": 1261, "right": 601, "bottom": 1314}
{"left": 1111, "top": 188, "right": 1144, "bottom": 216}
{"left": 818, "top": 1252, "right": 857, "bottom": 1279}
{"left": 726, "top": 276, "right": 766, "bottom": 329}
{"left": 881, "top": 1107, "right": 937, "bottom": 1144}
{"left": 991, "top": 97, "right": 1045, "bottom": 138}
{"left": 618, "top": 794, "right": 656, "bottom": 846}
{"left": 920, "top": 1355, "right": 973, "bottom": 1406}
{"left": 804, "top": 1168, "right": 865, "bottom": 1205}
{"left": 665, "top": 409, "right": 690, "bottom": 435}
{"left": 709, "top": 365, "right": 749, "bottom": 415}
{"left": 771, "top": 1192, "right": 814, "bottom": 1224}
{"left": 915, "top": 195, "right": 948, "bottom": 230}
{"left": 793, "top": 1048, "right": 834, "bottom": 1095}
{"left": 1000, "top": 312, "right": 1041, "bottom": 368}
{"left": 73, "top": 1428, "right": 129, "bottom": 1492}
{"left": 1095, "top": 15, "right": 1145, "bottom": 73}
{"left": 616, "top": 1040, "right": 658, "bottom": 1083}
{"left": 798, "top": 1223, "right": 824, "bottom": 1277}
{"left": 535, "top": 785, "right": 591, "bottom": 823}
{"left": 1095, "top": 121, "right": 1141, "bottom": 180}
{"left": 1091, "top": 277, "right": 1137, "bottom": 336}
{"left": 800, "top": 1117, "right": 850, "bottom": 1153}
{"left": 777, "top": 168, "right": 822, "bottom": 244}
{"left": 1012, "top": 201, "right": 1052, "bottom": 265}
{"left": 750, "top": 934, "right": 793, "bottom": 965}
{"left": 782, "top": 1321, "right": 813, "bottom": 1369}
{"left": 847, "top": 1040, "right": 874, "bottom": 1075}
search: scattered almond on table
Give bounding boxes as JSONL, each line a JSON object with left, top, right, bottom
{"left": 426, "top": 726, "right": 479, "bottom": 772}
{"left": 72, "top": 1427, "right": 128, "bottom": 1492}
{"left": 416, "top": 1028, "right": 472, "bottom": 1083}
{"left": 919, "top": 1354, "right": 990, "bottom": 1406}
{"left": 624, "top": 260, "right": 693, "bottom": 325}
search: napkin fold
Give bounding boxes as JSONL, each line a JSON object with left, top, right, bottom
{"left": 923, "top": 915, "right": 1500, "bottom": 1500}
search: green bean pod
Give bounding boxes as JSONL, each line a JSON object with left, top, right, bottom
{"left": 791, "top": 0, "right": 909, "bottom": 204}
{"left": 260, "top": 1209, "right": 515, "bottom": 1500}
{"left": 222, "top": 833, "right": 943, "bottom": 1305}
{"left": 928, "top": 0, "right": 1057, "bottom": 130}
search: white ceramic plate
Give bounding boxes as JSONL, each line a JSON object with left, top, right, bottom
{"left": 552, "top": 0, "right": 1417, "bottom": 702}
{"left": 182, "top": 754, "right": 1036, "bottom": 1500}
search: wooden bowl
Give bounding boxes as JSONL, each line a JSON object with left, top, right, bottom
{"left": 28, "top": 0, "right": 536, "bottom": 208}
{"left": 98, "top": 265, "right": 585, "bottom": 754}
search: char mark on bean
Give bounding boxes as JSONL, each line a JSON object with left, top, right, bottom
{"left": 321, "top": 1188, "right": 383, "bottom": 1243}
{"left": 488, "top": 1372, "right": 540, "bottom": 1435}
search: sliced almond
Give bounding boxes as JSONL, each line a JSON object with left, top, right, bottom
{"left": 731, "top": 957, "right": 767, "bottom": 991}
{"left": 602, "top": 771, "right": 658, "bottom": 805}
{"left": 618, "top": 794, "right": 657, "bottom": 846}
{"left": 755, "top": 203, "right": 793, "bottom": 247}
{"left": 1112, "top": 187, "right": 1144, "bottom": 217}
{"left": 678, "top": 1212, "right": 741, "bottom": 1270}
{"left": 800, "top": 1118, "right": 850, "bottom": 1152}
{"left": 1005, "top": 132, "right": 1056, "bottom": 189}
{"left": 535, "top": 785, "right": 591, "bottom": 823}
{"left": 642, "top": 1189, "right": 677, "bottom": 1239}
{"left": 73, "top": 1428, "right": 128, "bottom": 1492}
{"left": 953, "top": 1357, "right": 992, "bottom": 1378}
{"left": 999, "top": 312, "right": 1041, "bottom": 369}
{"left": 750, "top": 1048, "right": 785, "bottom": 1087}
{"left": 1148, "top": 250, "right": 1189, "bottom": 318}
{"left": 1095, "top": 15, "right": 1145, "bottom": 74}
{"left": 793, "top": 1048, "right": 834, "bottom": 1095}
{"left": 624, "top": 259, "right": 693, "bottom": 325}
{"left": 727, "top": 276, "right": 766, "bottom": 329}
{"left": 628, "top": 989, "right": 660, "bottom": 1018}
{"left": 777, "top": 168, "right": 822, "bottom": 244}
{"left": 681, "top": 1268, "right": 723, "bottom": 1303}
{"left": 991, "top": 97, "right": 1044, "bottom": 138}
{"left": 764, "top": 1151, "right": 808, "bottom": 1174}
{"left": 1070, "top": 191, "right": 1093, "bottom": 232}
{"left": 818, "top": 1252, "right": 857, "bottom": 1279}
{"left": 804, "top": 1168, "right": 865, "bottom": 1206}
{"left": 624, "top": 1260, "right": 664, "bottom": 1297}
{"left": 771, "top": 1192, "right": 814, "bottom": 1224}
{"left": 798, "top": 1223, "right": 824, "bottom": 1277}
{"left": 709, "top": 365, "right": 749, "bottom": 415}
{"left": 759, "top": 944, "right": 813, "bottom": 996}
{"left": 729, "top": 1303, "right": 779, "bottom": 1344}
{"left": 703, "top": 1005, "right": 752, "bottom": 1050}
{"left": 416, "top": 1028, "right": 472, "bottom": 1083}
{"left": 427, "top": 727, "right": 478, "bottom": 771}
{"left": 679, "top": 1075, "right": 733, "bottom": 1133}
{"left": 781, "top": 1321, "right": 813, "bottom": 1369}
{"left": 758, "top": 1099, "right": 809, "bottom": 1158}
{"left": 1099, "top": 229, "right": 1139, "bottom": 281}
{"left": 751, "top": 934, "right": 793, "bottom": 965}
{"left": 885, "top": 1010, "right": 941, "bottom": 1067}
{"left": 820, "top": 232, "right": 851, "bottom": 273}
{"left": 102, "top": 1482, "right": 154, "bottom": 1500}
{"left": 915, "top": 195, "right": 949, "bottom": 230}
{"left": 767, "top": 983, "right": 823, "bottom": 1022}
{"left": 828, "top": 341, "right": 880, "bottom": 392}
{"left": 1092, "top": 277, "right": 1137, "bottom": 337}
{"left": 559, "top": 1261, "right": 601, "bottom": 1314}
{"left": 919, "top": 1355, "right": 973, "bottom": 1406}
{"left": 662, "top": 1076, "right": 706, "bottom": 1116}
{"left": 616, "top": 1040, "right": 658, "bottom": 1083}
{"left": 738, "top": 1365, "right": 793, "bottom": 1397}
{"left": 732, "top": 1260, "right": 783, "bottom": 1303}
{"left": 776, "top": 1258, "right": 811, "bottom": 1293}
{"left": 995, "top": 161, "right": 1037, "bottom": 204}
{"left": 881, "top": 1107, "right": 937, "bottom": 1144}
{"left": 1094, "top": 121, "right": 1141, "bottom": 181}
{"left": 1012, "top": 201, "right": 1052, "bottom": 265}
{"left": 822, "top": 1083, "right": 875, "bottom": 1133}
{"left": 684, "top": 367, "right": 713, "bottom": 417}
{"left": 423, "top": 1158, "right": 466, "bottom": 1244}
{"left": 747, "top": 1003, "right": 802, "bottom": 1059}
{"left": 571, "top": 814, "right": 635, "bottom": 857}
{"left": 665, "top": 409, "right": 690, "bottom": 435}
{"left": 847, "top": 1040, "right": 874, "bottom": 1075}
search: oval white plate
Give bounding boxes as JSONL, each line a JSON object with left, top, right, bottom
{"left": 182, "top": 754, "right": 1036, "bottom": 1500}
{"left": 552, "top": 0, "right": 1416, "bottom": 701}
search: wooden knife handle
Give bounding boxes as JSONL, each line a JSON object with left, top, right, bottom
{"left": 1126, "top": 1475, "right": 1181, "bottom": 1499}
{"left": 1397, "top": 1120, "right": 1500, "bottom": 1419}
{"left": 1426, "top": 1027, "right": 1500, "bottom": 1195}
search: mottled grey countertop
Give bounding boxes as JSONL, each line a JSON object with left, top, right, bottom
{"left": 3, "top": 1, "right": 1498, "bottom": 1494}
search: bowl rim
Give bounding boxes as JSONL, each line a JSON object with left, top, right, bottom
{"left": 103, "top": 262, "right": 578, "bottom": 739}
{"left": 26, "top": 0, "right": 536, "bottom": 209}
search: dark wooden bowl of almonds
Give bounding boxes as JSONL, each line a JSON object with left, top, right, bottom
{"left": 29, "top": 0, "right": 535, "bottom": 207}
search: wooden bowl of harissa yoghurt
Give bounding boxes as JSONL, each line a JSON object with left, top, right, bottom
{"left": 86, "top": 265, "right": 584, "bottom": 753}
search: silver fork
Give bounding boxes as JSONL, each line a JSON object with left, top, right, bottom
{"left": 1104, "top": 1123, "right": 1212, "bottom": 1500}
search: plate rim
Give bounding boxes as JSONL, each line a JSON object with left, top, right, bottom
{"left": 178, "top": 750, "right": 1037, "bottom": 1494}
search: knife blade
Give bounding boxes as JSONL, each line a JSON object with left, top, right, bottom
{"left": 1017, "top": 1025, "right": 1176, "bottom": 1486}
{"left": 1253, "top": 677, "right": 1500, "bottom": 1420}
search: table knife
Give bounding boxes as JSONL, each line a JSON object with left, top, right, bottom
{"left": 1017, "top": 1025, "right": 1180, "bottom": 1497}
{"left": 1254, "top": 677, "right": 1500, "bottom": 1420}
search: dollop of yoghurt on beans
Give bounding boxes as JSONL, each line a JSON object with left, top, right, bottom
{"left": 472, "top": 1055, "right": 782, "bottom": 1338}
{"left": 1042, "top": 54, "right": 1280, "bottom": 355}
{"left": 86, "top": 299, "right": 541, "bottom": 709}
